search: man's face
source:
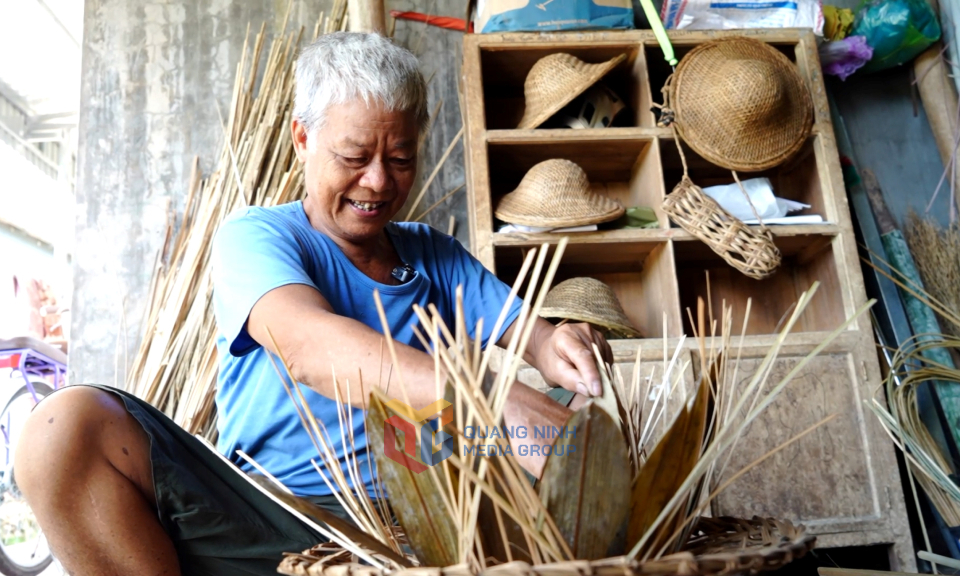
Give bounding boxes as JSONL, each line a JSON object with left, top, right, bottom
{"left": 292, "top": 100, "right": 419, "bottom": 244}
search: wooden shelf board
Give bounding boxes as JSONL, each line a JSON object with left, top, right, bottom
{"left": 492, "top": 228, "right": 676, "bottom": 247}
{"left": 672, "top": 224, "right": 839, "bottom": 260}
{"left": 486, "top": 127, "right": 670, "bottom": 144}
{"left": 493, "top": 232, "right": 664, "bottom": 273}
{"left": 467, "top": 29, "right": 808, "bottom": 48}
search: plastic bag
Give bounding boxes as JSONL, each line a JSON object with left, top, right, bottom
{"left": 820, "top": 35, "right": 874, "bottom": 80}
{"left": 476, "top": 0, "right": 634, "bottom": 33}
{"left": 851, "top": 0, "right": 941, "bottom": 72}
{"left": 660, "top": 0, "right": 823, "bottom": 34}
{"left": 702, "top": 178, "right": 810, "bottom": 221}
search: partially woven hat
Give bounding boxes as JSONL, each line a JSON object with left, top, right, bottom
{"left": 495, "top": 159, "right": 624, "bottom": 228}
{"left": 670, "top": 37, "right": 813, "bottom": 172}
{"left": 518, "top": 53, "right": 627, "bottom": 130}
{"left": 540, "top": 277, "right": 640, "bottom": 339}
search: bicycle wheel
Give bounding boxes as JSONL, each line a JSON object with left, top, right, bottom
{"left": 0, "top": 381, "right": 53, "bottom": 576}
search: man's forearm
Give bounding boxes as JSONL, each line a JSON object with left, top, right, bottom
{"left": 282, "top": 309, "right": 443, "bottom": 410}
{"left": 502, "top": 383, "right": 573, "bottom": 478}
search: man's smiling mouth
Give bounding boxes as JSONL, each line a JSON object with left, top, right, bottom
{"left": 347, "top": 199, "right": 386, "bottom": 212}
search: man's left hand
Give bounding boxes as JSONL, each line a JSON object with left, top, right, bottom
{"left": 531, "top": 321, "right": 613, "bottom": 397}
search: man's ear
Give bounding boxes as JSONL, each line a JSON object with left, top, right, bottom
{"left": 291, "top": 118, "right": 309, "bottom": 161}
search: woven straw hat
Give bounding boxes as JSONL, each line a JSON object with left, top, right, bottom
{"left": 540, "top": 277, "right": 640, "bottom": 338}
{"left": 670, "top": 37, "right": 813, "bottom": 172}
{"left": 518, "top": 53, "right": 627, "bottom": 130}
{"left": 495, "top": 159, "right": 624, "bottom": 228}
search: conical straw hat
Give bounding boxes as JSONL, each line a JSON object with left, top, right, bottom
{"left": 670, "top": 37, "right": 813, "bottom": 172}
{"left": 539, "top": 277, "right": 640, "bottom": 338}
{"left": 518, "top": 53, "right": 627, "bottom": 130}
{"left": 494, "top": 159, "right": 624, "bottom": 228}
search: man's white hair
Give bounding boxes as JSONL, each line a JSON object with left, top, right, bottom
{"left": 294, "top": 32, "right": 429, "bottom": 134}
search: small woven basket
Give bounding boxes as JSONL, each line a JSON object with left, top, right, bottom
{"left": 662, "top": 176, "right": 781, "bottom": 280}
{"left": 278, "top": 516, "right": 815, "bottom": 576}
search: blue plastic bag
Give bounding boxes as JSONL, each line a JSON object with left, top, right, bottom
{"left": 851, "top": 0, "right": 941, "bottom": 72}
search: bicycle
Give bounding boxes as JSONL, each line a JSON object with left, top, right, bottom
{"left": 0, "top": 337, "right": 66, "bottom": 575}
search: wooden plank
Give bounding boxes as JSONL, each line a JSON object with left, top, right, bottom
{"left": 708, "top": 340, "right": 906, "bottom": 553}
{"left": 820, "top": 569, "right": 916, "bottom": 576}
{"left": 461, "top": 35, "right": 495, "bottom": 268}
{"left": 630, "top": 45, "right": 656, "bottom": 128}
{"left": 671, "top": 225, "right": 841, "bottom": 257}
{"left": 492, "top": 228, "right": 673, "bottom": 248}
{"left": 485, "top": 127, "right": 669, "bottom": 144}
{"left": 470, "top": 29, "right": 804, "bottom": 49}
{"left": 631, "top": 137, "right": 668, "bottom": 226}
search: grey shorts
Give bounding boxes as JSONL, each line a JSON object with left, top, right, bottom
{"left": 74, "top": 384, "right": 574, "bottom": 575}
{"left": 80, "top": 385, "right": 339, "bottom": 576}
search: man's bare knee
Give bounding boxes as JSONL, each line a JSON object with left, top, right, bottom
{"left": 15, "top": 387, "right": 154, "bottom": 505}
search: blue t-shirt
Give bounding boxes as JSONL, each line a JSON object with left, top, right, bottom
{"left": 211, "top": 201, "right": 522, "bottom": 496}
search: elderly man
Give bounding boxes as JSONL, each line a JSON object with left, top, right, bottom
{"left": 16, "top": 32, "right": 609, "bottom": 576}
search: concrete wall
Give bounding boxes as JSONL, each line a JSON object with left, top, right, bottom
{"left": 72, "top": 0, "right": 466, "bottom": 385}
{"left": 391, "top": 1, "right": 468, "bottom": 243}
{"left": 73, "top": 0, "right": 329, "bottom": 385}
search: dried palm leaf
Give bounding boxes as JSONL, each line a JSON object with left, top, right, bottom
{"left": 539, "top": 403, "right": 631, "bottom": 559}
{"left": 627, "top": 362, "right": 710, "bottom": 557}
{"left": 366, "top": 391, "right": 459, "bottom": 567}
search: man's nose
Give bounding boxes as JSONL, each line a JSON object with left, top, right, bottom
{"left": 359, "top": 161, "right": 390, "bottom": 192}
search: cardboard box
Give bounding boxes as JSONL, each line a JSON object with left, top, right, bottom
{"left": 477, "top": 0, "right": 634, "bottom": 33}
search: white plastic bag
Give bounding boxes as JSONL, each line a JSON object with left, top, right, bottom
{"left": 660, "top": 0, "right": 824, "bottom": 35}
{"left": 703, "top": 178, "right": 810, "bottom": 221}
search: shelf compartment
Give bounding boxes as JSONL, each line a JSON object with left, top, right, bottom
{"left": 661, "top": 137, "right": 828, "bottom": 221}
{"left": 480, "top": 44, "right": 655, "bottom": 129}
{"left": 487, "top": 137, "right": 666, "bottom": 228}
{"left": 494, "top": 241, "right": 682, "bottom": 338}
{"left": 674, "top": 233, "right": 844, "bottom": 336}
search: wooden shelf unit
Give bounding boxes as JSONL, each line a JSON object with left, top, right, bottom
{"left": 463, "top": 29, "right": 913, "bottom": 568}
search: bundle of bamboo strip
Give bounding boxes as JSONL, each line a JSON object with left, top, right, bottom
{"left": 861, "top": 250, "right": 960, "bottom": 534}
{"left": 126, "top": 6, "right": 348, "bottom": 440}
{"left": 905, "top": 212, "right": 960, "bottom": 340}
{"left": 252, "top": 242, "right": 873, "bottom": 576}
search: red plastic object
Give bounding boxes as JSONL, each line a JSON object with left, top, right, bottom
{"left": 390, "top": 10, "right": 471, "bottom": 32}
{"left": 0, "top": 354, "right": 20, "bottom": 369}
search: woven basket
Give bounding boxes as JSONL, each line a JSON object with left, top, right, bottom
{"left": 662, "top": 176, "right": 781, "bottom": 280}
{"left": 278, "top": 516, "right": 814, "bottom": 576}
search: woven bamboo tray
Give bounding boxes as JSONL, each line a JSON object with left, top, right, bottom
{"left": 278, "top": 516, "right": 815, "bottom": 576}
